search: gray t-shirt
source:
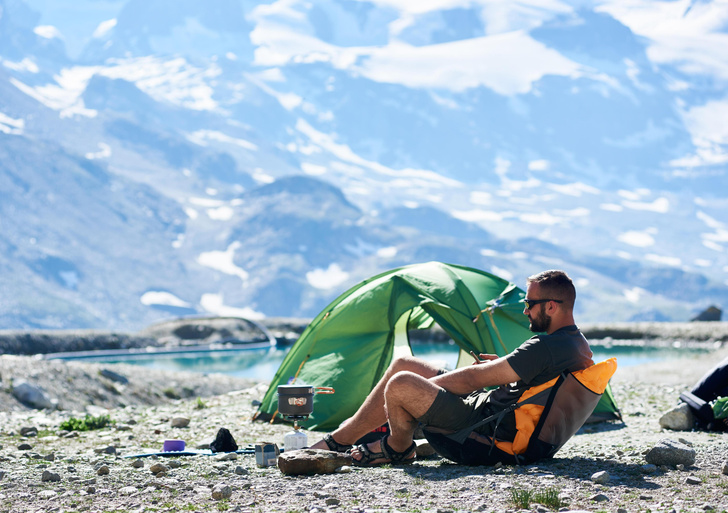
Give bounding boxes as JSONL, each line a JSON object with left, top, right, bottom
{"left": 477, "top": 325, "right": 594, "bottom": 438}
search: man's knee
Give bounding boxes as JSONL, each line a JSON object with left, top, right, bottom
{"left": 389, "top": 355, "right": 436, "bottom": 376}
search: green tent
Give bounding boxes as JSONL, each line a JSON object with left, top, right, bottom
{"left": 254, "top": 261, "right": 620, "bottom": 431}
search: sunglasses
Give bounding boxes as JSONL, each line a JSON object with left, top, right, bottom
{"left": 523, "top": 298, "right": 563, "bottom": 310}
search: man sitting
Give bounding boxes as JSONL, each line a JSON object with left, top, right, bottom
{"left": 309, "top": 269, "right": 594, "bottom": 465}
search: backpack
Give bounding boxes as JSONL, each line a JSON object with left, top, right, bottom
{"left": 423, "top": 358, "right": 618, "bottom": 465}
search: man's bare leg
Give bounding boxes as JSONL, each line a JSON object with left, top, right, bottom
{"left": 309, "top": 356, "right": 441, "bottom": 450}
{"left": 349, "top": 369, "right": 442, "bottom": 464}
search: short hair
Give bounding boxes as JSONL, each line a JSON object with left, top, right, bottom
{"left": 527, "top": 270, "right": 576, "bottom": 310}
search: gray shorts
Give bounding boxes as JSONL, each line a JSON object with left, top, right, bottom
{"left": 416, "top": 389, "right": 496, "bottom": 435}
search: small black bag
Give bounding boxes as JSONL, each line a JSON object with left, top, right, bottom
{"left": 210, "top": 427, "right": 238, "bottom": 453}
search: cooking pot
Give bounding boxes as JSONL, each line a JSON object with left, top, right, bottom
{"left": 277, "top": 384, "right": 334, "bottom": 417}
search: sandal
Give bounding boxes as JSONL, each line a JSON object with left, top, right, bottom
{"left": 352, "top": 435, "right": 416, "bottom": 467}
{"left": 322, "top": 433, "right": 353, "bottom": 453}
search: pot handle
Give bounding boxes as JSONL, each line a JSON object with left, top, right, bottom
{"left": 314, "top": 387, "right": 335, "bottom": 394}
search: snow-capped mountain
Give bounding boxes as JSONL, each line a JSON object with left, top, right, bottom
{"left": 1, "top": 0, "right": 727, "bottom": 329}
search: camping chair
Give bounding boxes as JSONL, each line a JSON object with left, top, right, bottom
{"left": 424, "top": 358, "right": 618, "bottom": 465}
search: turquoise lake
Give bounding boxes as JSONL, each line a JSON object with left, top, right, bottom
{"left": 88, "top": 342, "right": 708, "bottom": 381}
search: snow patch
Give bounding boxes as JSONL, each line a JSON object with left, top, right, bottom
{"left": 306, "top": 264, "right": 349, "bottom": 290}
{"left": 187, "top": 130, "right": 258, "bottom": 151}
{"left": 34, "top": 26, "right": 63, "bottom": 39}
{"left": 0, "top": 112, "right": 24, "bottom": 135}
{"left": 622, "top": 197, "right": 670, "bottom": 213}
{"left": 618, "top": 229, "right": 656, "bottom": 248}
{"left": 200, "top": 293, "right": 264, "bottom": 320}
{"left": 377, "top": 246, "right": 398, "bottom": 258}
{"left": 140, "top": 291, "right": 191, "bottom": 308}
{"left": 93, "top": 19, "right": 118, "bottom": 39}
{"left": 197, "top": 242, "right": 249, "bottom": 282}
{"left": 623, "top": 287, "right": 645, "bottom": 304}
{"left": 207, "top": 206, "right": 235, "bottom": 221}
{"left": 85, "top": 142, "right": 111, "bottom": 160}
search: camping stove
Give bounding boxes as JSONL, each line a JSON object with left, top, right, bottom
{"left": 277, "top": 385, "right": 334, "bottom": 449}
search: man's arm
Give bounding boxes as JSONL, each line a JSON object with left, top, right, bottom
{"left": 430, "top": 357, "right": 521, "bottom": 396}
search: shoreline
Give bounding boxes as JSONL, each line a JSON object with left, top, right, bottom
{"left": 2, "top": 319, "right": 728, "bottom": 356}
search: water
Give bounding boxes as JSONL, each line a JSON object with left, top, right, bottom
{"left": 85, "top": 341, "right": 709, "bottom": 381}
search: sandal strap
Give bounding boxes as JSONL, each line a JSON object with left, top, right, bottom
{"left": 380, "top": 435, "right": 416, "bottom": 463}
{"left": 323, "top": 433, "right": 353, "bottom": 453}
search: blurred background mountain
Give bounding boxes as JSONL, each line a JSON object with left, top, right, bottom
{"left": 1, "top": 0, "right": 727, "bottom": 329}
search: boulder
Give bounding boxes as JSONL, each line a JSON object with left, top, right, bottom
{"left": 12, "top": 381, "right": 56, "bottom": 410}
{"left": 691, "top": 306, "right": 722, "bottom": 322}
{"left": 645, "top": 439, "right": 696, "bottom": 467}
{"left": 277, "top": 449, "right": 352, "bottom": 476}
{"left": 659, "top": 403, "right": 695, "bottom": 431}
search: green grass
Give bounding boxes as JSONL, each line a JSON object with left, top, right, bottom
{"left": 59, "top": 414, "right": 113, "bottom": 432}
{"left": 509, "top": 487, "right": 564, "bottom": 510}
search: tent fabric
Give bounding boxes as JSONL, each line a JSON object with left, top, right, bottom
{"left": 254, "top": 261, "right": 621, "bottom": 431}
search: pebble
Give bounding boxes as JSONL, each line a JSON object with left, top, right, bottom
{"left": 97, "top": 465, "right": 110, "bottom": 476}
{"left": 591, "top": 470, "right": 610, "bottom": 484}
{"left": 41, "top": 470, "right": 60, "bottom": 482}
{"left": 211, "top": 484, "right": 232, "bottom": 500}
{"left": 130, "top": 459, "right": 144, "bottom": 468}
{"left": 171, "top": 417, "right": 190, "bottom": 428}
{"left": 149, "top": 463, "right": 168, "bottom": 474}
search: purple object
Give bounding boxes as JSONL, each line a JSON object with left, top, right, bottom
{"left": 163, "top": 439, "right": 186, "bottom": 452}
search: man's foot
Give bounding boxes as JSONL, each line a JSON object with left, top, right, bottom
{"left": 350, "top": 435, "right": 416, "bottom": 467}
{"left": 309, "top": 433, "right": 353, "bottom": 452}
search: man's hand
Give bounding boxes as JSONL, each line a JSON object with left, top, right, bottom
{"left": 470, "top": 351, "right": 499, "bottom": 365}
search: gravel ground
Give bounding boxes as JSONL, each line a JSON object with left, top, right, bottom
{"left": 1, "top": 343, "right": 728, "bottom": 513}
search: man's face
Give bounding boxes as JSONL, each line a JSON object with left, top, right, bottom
{"left": 524, "top": 283, "right": 551, "bottom": 333}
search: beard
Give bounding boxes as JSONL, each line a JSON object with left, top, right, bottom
{"left": 529, "top": 307, "right": 551, "bottom": 333}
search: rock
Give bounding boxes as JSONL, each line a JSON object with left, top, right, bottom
{"left": 686, "top": 476, "right": 702, "bottom": 485}
{"left": 415, "top": 440, "right": 436, "bottom": 458}
{"left": 212, "top": 484, "right": 232, "bottom": 500}
{"left": 99, "top": 368, "right": 129, "bottom": 384}
{"left": 659, "top": 403, "right": 695, "bottom": 431}
{"left": 645, "top": 439, "right": 696, "bottom": 467}
{"left": 723, "top": 461, "right": 728, "bottom": 475}
{"left": 130, "top": 459, "right": 144, "bottom": 468}
{"left": 591, "top": 470, "right": 610, "bottom": 484}
{"left": 691, "top": 306, "right": 722, "bottom": 321}
{"left": 590, "top": 493, "right": 609, "bottom": 502}
{"left": 41, "top": 470, "right": 61, "bottom": 482}
{"left": 38, "top": 490, "right": 57, "bottom": 498}
{"left": 277, "top": 449, "right": 353, "bottom": 476}
{"left": 20, "top": 426, "right": 38, "bottom": 437}
{"left": 171, "top": 417, "right": 190, "bottom": 428}
{"left": 44, "top": 453, "right": 55, "bottom": 462}
{"left": 216, "top": 452, "right": 237, "bottom": 461}
{"left": 97, "top": 465, "right": 110, "bottom": 476}
{"left": 12, "top": 381, "right": 56, "bottom": 410}
{"left": 149, "top": 463, "right": 168, "bottom": 474}
{"left": 17, "top": 443, "right": 32, "bottom": 451}
{"left": 234, "top": 466, "right": 249, "bottom": 475}
{"left": 641, "top": 464, "right": 657, "bottom": 473}
{"left": 119, "top": 486, "right": 137, "bottom": 495}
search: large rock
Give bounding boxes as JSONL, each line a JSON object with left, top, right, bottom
{"left": 12, "top": 380, "right": 56, "bottom": 410}
{"left": 645, "top": 439, "right": 696, "bottom": 466}
{"left": 659, "top": 403, "right": 695, "bottom": 431}
{"left": 277, "top": 449, "right": 352, "bottom": 476}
